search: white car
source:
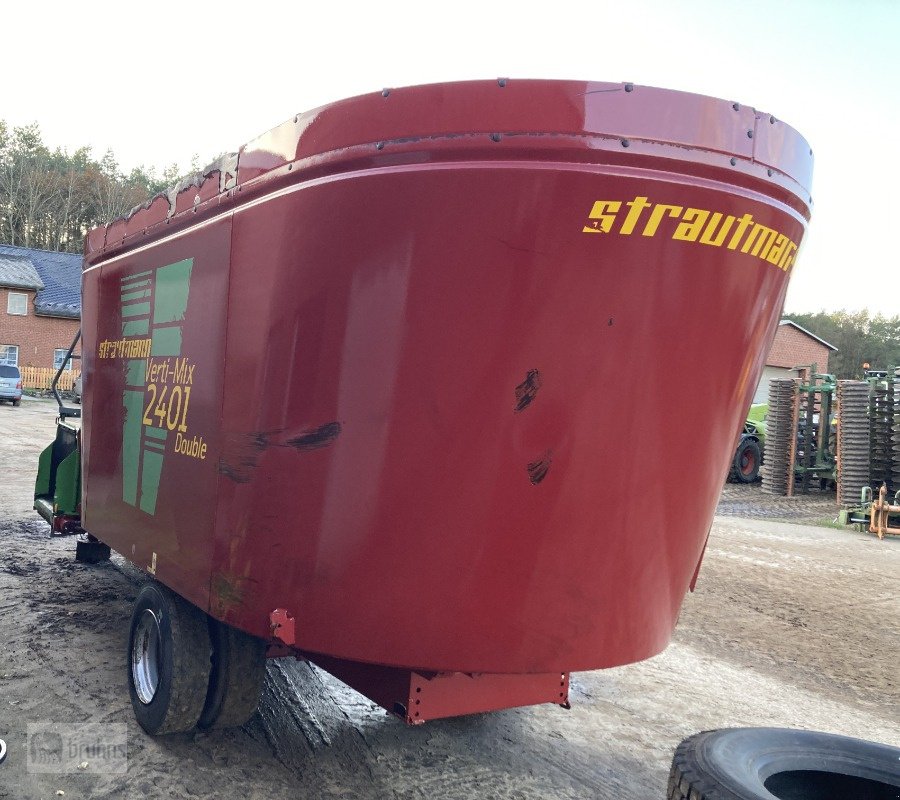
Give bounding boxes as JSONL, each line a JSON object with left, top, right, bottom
{"left": 0, "top": 365, "right": 22, "bottom": 406}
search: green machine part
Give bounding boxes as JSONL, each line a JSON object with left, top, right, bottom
{"left": 54, "top": 449, "right": 81, "bottom": 515}
{"left": 34, "top": 423, "right": 81, "bottom": 520}
{"left": 34, "top": 443, "right": 53, "bottom": 498}
{"left": 747, "top": 403, "right": 768, "bottom": 423}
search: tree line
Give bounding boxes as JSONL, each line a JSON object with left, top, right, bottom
{"left": 0, "top": 120, "right": 192, "bottom": 254}
{"left": 785, "top": 310, "right": 900, "bottom": 379}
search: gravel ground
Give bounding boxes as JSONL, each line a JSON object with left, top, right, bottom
{"left": 0, "top": 397, "right": 897, "bottom": 799}
{"left": 717, "top": 481, "right": 839, "bottom": 523}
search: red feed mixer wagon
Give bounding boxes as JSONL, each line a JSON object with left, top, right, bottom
{"left": 34, "top": 79, "right": 812, "bottom": 735}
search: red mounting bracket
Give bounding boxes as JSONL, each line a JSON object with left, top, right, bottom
{"left": 269, "top": 608, "right": 296, "bottom": 645}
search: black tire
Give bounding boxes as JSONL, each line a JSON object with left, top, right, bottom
{"left": 12, "top": 399, "right": 20, "bottom": 407}
{"left": 731, "top": 439, "right": 761, "bottom": 483}
{"left": 669, "top": 728, "right": 900, "bottom": 800}
{"left": 128, "top": 583, "right": 212, "bottom": 735}
{"left": 198, "top": 619, "right": 268, "bottom": 729}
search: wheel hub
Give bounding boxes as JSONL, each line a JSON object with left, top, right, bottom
{"left": 741, "top": 448, "right": 756, "bottom": 474}
{"left": 132, "top": 609, "right": 162, "bottom": 704}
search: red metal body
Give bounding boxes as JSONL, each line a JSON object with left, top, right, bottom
{"left": 79, "top": 80, "right": 812, "bottom": 719}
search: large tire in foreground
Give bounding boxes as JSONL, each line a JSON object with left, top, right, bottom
{"left": 198, "top": 619, "right": 268, "bottom": 730}
{"left": 128, "top": 583, "right": 212, "bottom": 735}
{"left": 730, "top": 438, "right": 761, "bottom": 484}
{"left": 669, "top": 728, "right": 900, "bottom": 800}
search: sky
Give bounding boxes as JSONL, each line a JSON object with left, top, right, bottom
{"left": 2, "top": 0, "right": 897, "bottom": 315}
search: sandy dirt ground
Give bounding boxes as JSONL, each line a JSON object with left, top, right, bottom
{"left": 0, "top": 397, "right": 897, "bottom": 799}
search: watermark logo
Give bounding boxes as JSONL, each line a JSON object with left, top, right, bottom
{"left": 26, "top": 724, "right": 127, "bottom": 774}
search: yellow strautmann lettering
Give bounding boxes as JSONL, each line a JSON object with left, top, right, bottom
{"left": 581, "top": 195, "right": 799, "bottom": 272}
{"left": 98, "top": 338, "right": 152, "bottom": 359}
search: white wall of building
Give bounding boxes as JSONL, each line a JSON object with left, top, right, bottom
{"left": 753, "top": 365, "right": 799, "bottom": 405}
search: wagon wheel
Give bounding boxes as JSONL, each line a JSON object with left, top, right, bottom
{"left": 128, "top": 583, "right": 212, "bottom": 735}
{"left": 198, "top": 619, "right": 267, "bottom": 730}
{"left": 731, "top": 439, "right": 761, "bottom": 483}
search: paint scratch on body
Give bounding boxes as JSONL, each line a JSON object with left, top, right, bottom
{"left": 218, "top": 423, "right": 342, "bottom": 482}
{"left": 217, "top": 430, "right": 278, "bottom": 483}
{"left": 527, "top": 450, "right": 553, "bottom": 485}
{"left": 286, "top": 422, "right": 342, "bottom": 452}
{"left": 515, "top": 370, "right": 542, "bottom": 412}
